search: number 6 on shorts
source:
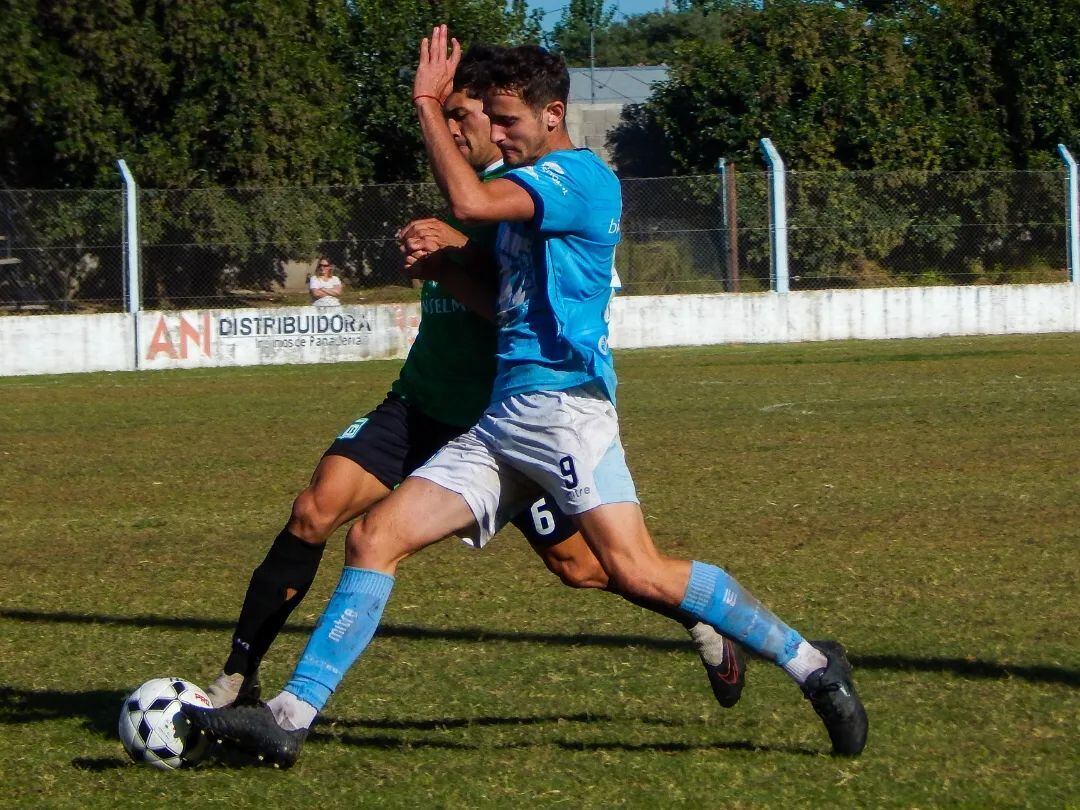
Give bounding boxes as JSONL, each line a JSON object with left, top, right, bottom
{"left": 529, "top": 498, "right": 556, "bottom": 536}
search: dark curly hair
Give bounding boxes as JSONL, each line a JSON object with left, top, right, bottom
{"left": 454, "top": 44, "right": 501, "bottom": 99}
{"left": 458, "top": 44, "right": 569, "bottom": 111}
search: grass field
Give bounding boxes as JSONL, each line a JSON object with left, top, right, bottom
{"left": 1, "top": 334, "right": 1077, "bottom": 808}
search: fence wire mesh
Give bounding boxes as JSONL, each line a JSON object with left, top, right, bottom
{"left": 139, "top": 183, "right": 446, "bottom": 309}
{"left": 786, "top": 170, "right": 1068, "bottom": 288}
{"left": 0, "top": 169, "right": 1071, "bottom": 313}
{"left": 0, "top": 188, "right": 124, "bottom": 312}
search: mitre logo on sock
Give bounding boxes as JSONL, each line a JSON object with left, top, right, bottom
{"left": 329, "top": 608, "right": 358, "bottom": 642}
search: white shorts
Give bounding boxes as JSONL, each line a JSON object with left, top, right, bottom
{"left": 410, "top": 384, "right": 639, "bottom": 548}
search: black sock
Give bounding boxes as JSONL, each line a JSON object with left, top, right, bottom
{"left": 223, "top": 529, "right": 325, "bottom": 678}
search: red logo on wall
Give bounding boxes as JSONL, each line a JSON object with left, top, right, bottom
{"left": 146, "top": 313, "right": 212, "bottom": 360}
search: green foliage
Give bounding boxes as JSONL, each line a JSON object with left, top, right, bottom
{"left": 616, "top": 239, "right": 727, "bottom": 294}
{"left": 0, "top": 1, "right": 538, "bottom": 305}
{"left": 973, "top": 0, "right": 1080, "bottom": 168}
{"left": 550, "top": 0, "right": 751, "bottom": 67}
{"left": 623, "top": 0, "right": 1078, "bottom": 174}
{"left": 605, "top": 0, "right": 1076, "bottom": 289}
{"left": 344, "top": 0, "right": 541, "bottom": 183}
{"left": 548, "top": 0, "right": 617, "bottom": 65}
{"left": 0, "top": 0, "right": 364, "bottom": 189}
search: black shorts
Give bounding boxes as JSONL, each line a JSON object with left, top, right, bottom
{"left": 324, "top": 393, "right": 576, "bottom": 547}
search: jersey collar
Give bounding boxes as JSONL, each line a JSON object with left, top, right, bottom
{"left": 480, "top": 158, "right": 505, "bottom": 178}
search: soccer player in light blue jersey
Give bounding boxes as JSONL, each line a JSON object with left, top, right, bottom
{"left": 187, "top": 29, "right": 867, "bottom": 766}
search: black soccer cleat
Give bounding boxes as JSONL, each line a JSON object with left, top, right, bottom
{"left": 801, "top": 640, "right": 868, "bottom": 756}
{"left": 183, "top": 701, "right": 307, "bottom": 769}
{"left": 702, "top": 637, "right": 747, "bottom": 709}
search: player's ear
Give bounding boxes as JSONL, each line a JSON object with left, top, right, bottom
{"left": 545, "top": 101, "right": 565, "bottom": 130}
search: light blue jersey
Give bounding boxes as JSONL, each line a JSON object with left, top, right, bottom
{"left": 492, "top": 148, "right": 622, "bottom": 405}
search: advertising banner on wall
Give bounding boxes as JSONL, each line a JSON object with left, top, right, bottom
{"left": 136, "top": 304, "right": 420, "bottom": 370}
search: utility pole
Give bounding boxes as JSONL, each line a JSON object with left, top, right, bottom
{"left": 588, "top": 4, "right": 596, "bottom": 104}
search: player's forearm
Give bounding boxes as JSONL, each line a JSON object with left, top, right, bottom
{"left": 415, "top": 98, "right": 490, "bottom": 224}
{"left": 439, "top": 267, "right": 496, "bottom": 321}
{"left": 443, "top": 253, "right": 497, "bottom": 321}
{"left": 410, "top": 249, "right": 496, "bottom": 321}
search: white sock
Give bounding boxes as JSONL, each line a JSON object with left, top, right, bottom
{"left": 267, "top": 690, "right": 318, "bottom": 731}
{"left": 782, "top": 641, "right": 829, "bottom": 684}
{"left": 688, "top": 622, "right": 727, "bottom": 667}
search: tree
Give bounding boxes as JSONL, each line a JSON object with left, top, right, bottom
{"left": 343, "top": 0, "right": 541, "bottom": 183}
{"left": 549, "top": 0, "right": 617, "bottom": 66}
{"left": 0, "top": 0, "right": 364, "bottom": 190}
{"left": 973, "top": 0, "right": 1080, "bottom": 168}
{"left": 581, "top": 7, "right": 739, "bottom": 66}
{"left": 0, "top": 0, "right": 541, "bottom": 306}
{"left": 610, "top": 0, "right": 1072, "bottom": 287}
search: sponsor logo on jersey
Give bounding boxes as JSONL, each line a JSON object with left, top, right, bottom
{"left": 539, "top": 161, "right": 569, "bottom": 194}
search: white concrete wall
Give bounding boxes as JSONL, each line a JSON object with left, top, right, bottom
{"left": 0, "top": 312, "right": 134, "bottom": 376}
{"left": 609, "top": 284, "right": 1080, "bottom": 347}
{"left": 2, "top": 284, "right": 1078, "bottom": 377}
{"left": 565, "top": 103, "right": 624, "bottom": 165}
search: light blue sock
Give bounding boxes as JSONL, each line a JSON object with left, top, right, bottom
{"left": 283, "top": 566, "right": 394, "bottom": 711}
{"left": 679, "top": 561, "right": 804, "bottom": 666}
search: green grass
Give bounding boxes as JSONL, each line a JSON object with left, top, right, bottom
{"left": 1, "top": 334, "right": 1078, "bottom": 808}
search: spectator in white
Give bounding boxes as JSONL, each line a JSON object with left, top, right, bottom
{"left": 309, "top": 257, "right": 343, "bottom": 307}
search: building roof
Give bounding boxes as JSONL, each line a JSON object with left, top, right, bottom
{"left": 567, "top": 65, "right": 669, "bottom": 105}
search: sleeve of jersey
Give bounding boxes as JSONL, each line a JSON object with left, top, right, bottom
{"left": 504, "top": 158, "right": 588, "bottom": 234}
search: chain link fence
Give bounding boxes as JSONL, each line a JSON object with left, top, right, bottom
{"left": 139, "top": 183, "right": 446, "bottom": 309}
{"left": 785, "top": 170, "right": 1068, "bottom": 289}
{"left": 0, "top": 169, "right": 1071, "bottom": 312}
{"left": 0, "top": 188, "right": 124, "bottom": 312}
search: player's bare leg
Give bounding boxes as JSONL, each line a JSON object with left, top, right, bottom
{"left": 530, "top": 532, "right": 747, "bottom": 708}
{"left": 573, "top": 502, "right": 868, "bottom": 755}
{"left": 206, "top": 456, "right": 391, "bottom": 707}
{"left": 188, "top": 477, "right": 476, "bottom": 767}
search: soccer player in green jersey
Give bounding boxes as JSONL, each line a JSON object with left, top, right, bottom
{"left": 203, "top": 46, "right": 746, "bottom": 714}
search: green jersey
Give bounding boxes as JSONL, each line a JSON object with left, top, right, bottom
{"left": 391, "top": 162, "right": 508, "bottom": 428}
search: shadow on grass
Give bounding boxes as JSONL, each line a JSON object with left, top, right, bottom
{"left": 0, "top": 684, "right": 131, "bottom": 770}
{"left": 3, "top": 608, "right": 1078, "bottom": 687}
{"left": 309, "top": 728, "right": 817, "bottom": 758}
{"left": 322, "top": 712, "right": 611, "bottom": 732}
{"left": 204, "top": 712, "right": 817, "bottom": 760}
{"left": 0, "top": 685, "right": 124, "bottom": 737}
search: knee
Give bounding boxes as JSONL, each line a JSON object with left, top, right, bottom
{"left": 288, "top": 488, "right": 338, "bottom": 543}
{"left": 344, "top": 514, "right": 402, "bottom": 571}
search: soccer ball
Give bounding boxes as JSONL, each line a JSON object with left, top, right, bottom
{"left": 118, "top": 677, "right": 212, "bottom": 770}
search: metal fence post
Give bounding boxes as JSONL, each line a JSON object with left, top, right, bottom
{"left": 759, "top": 138, "right": 789, "bottom": 293}
{"left": 117, "top": 159, "right": 141, "bottom": 368}
{"left": 718, "top": 158, "right": 740, "bottom": 292}
{"left": 1058, "top": 144, "right": 1080, "bottom": 284}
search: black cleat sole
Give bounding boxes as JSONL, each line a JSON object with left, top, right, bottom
{"left": 183, "top": 702, "right": 306, "bottom": 769}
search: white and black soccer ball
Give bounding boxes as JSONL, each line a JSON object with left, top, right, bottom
{"left": 118, "top": 677, "right": 212, "bottom": 770}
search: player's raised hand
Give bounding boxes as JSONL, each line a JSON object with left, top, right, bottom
{"left": 413, "top": 24, "right": 461, "bottom": 105}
